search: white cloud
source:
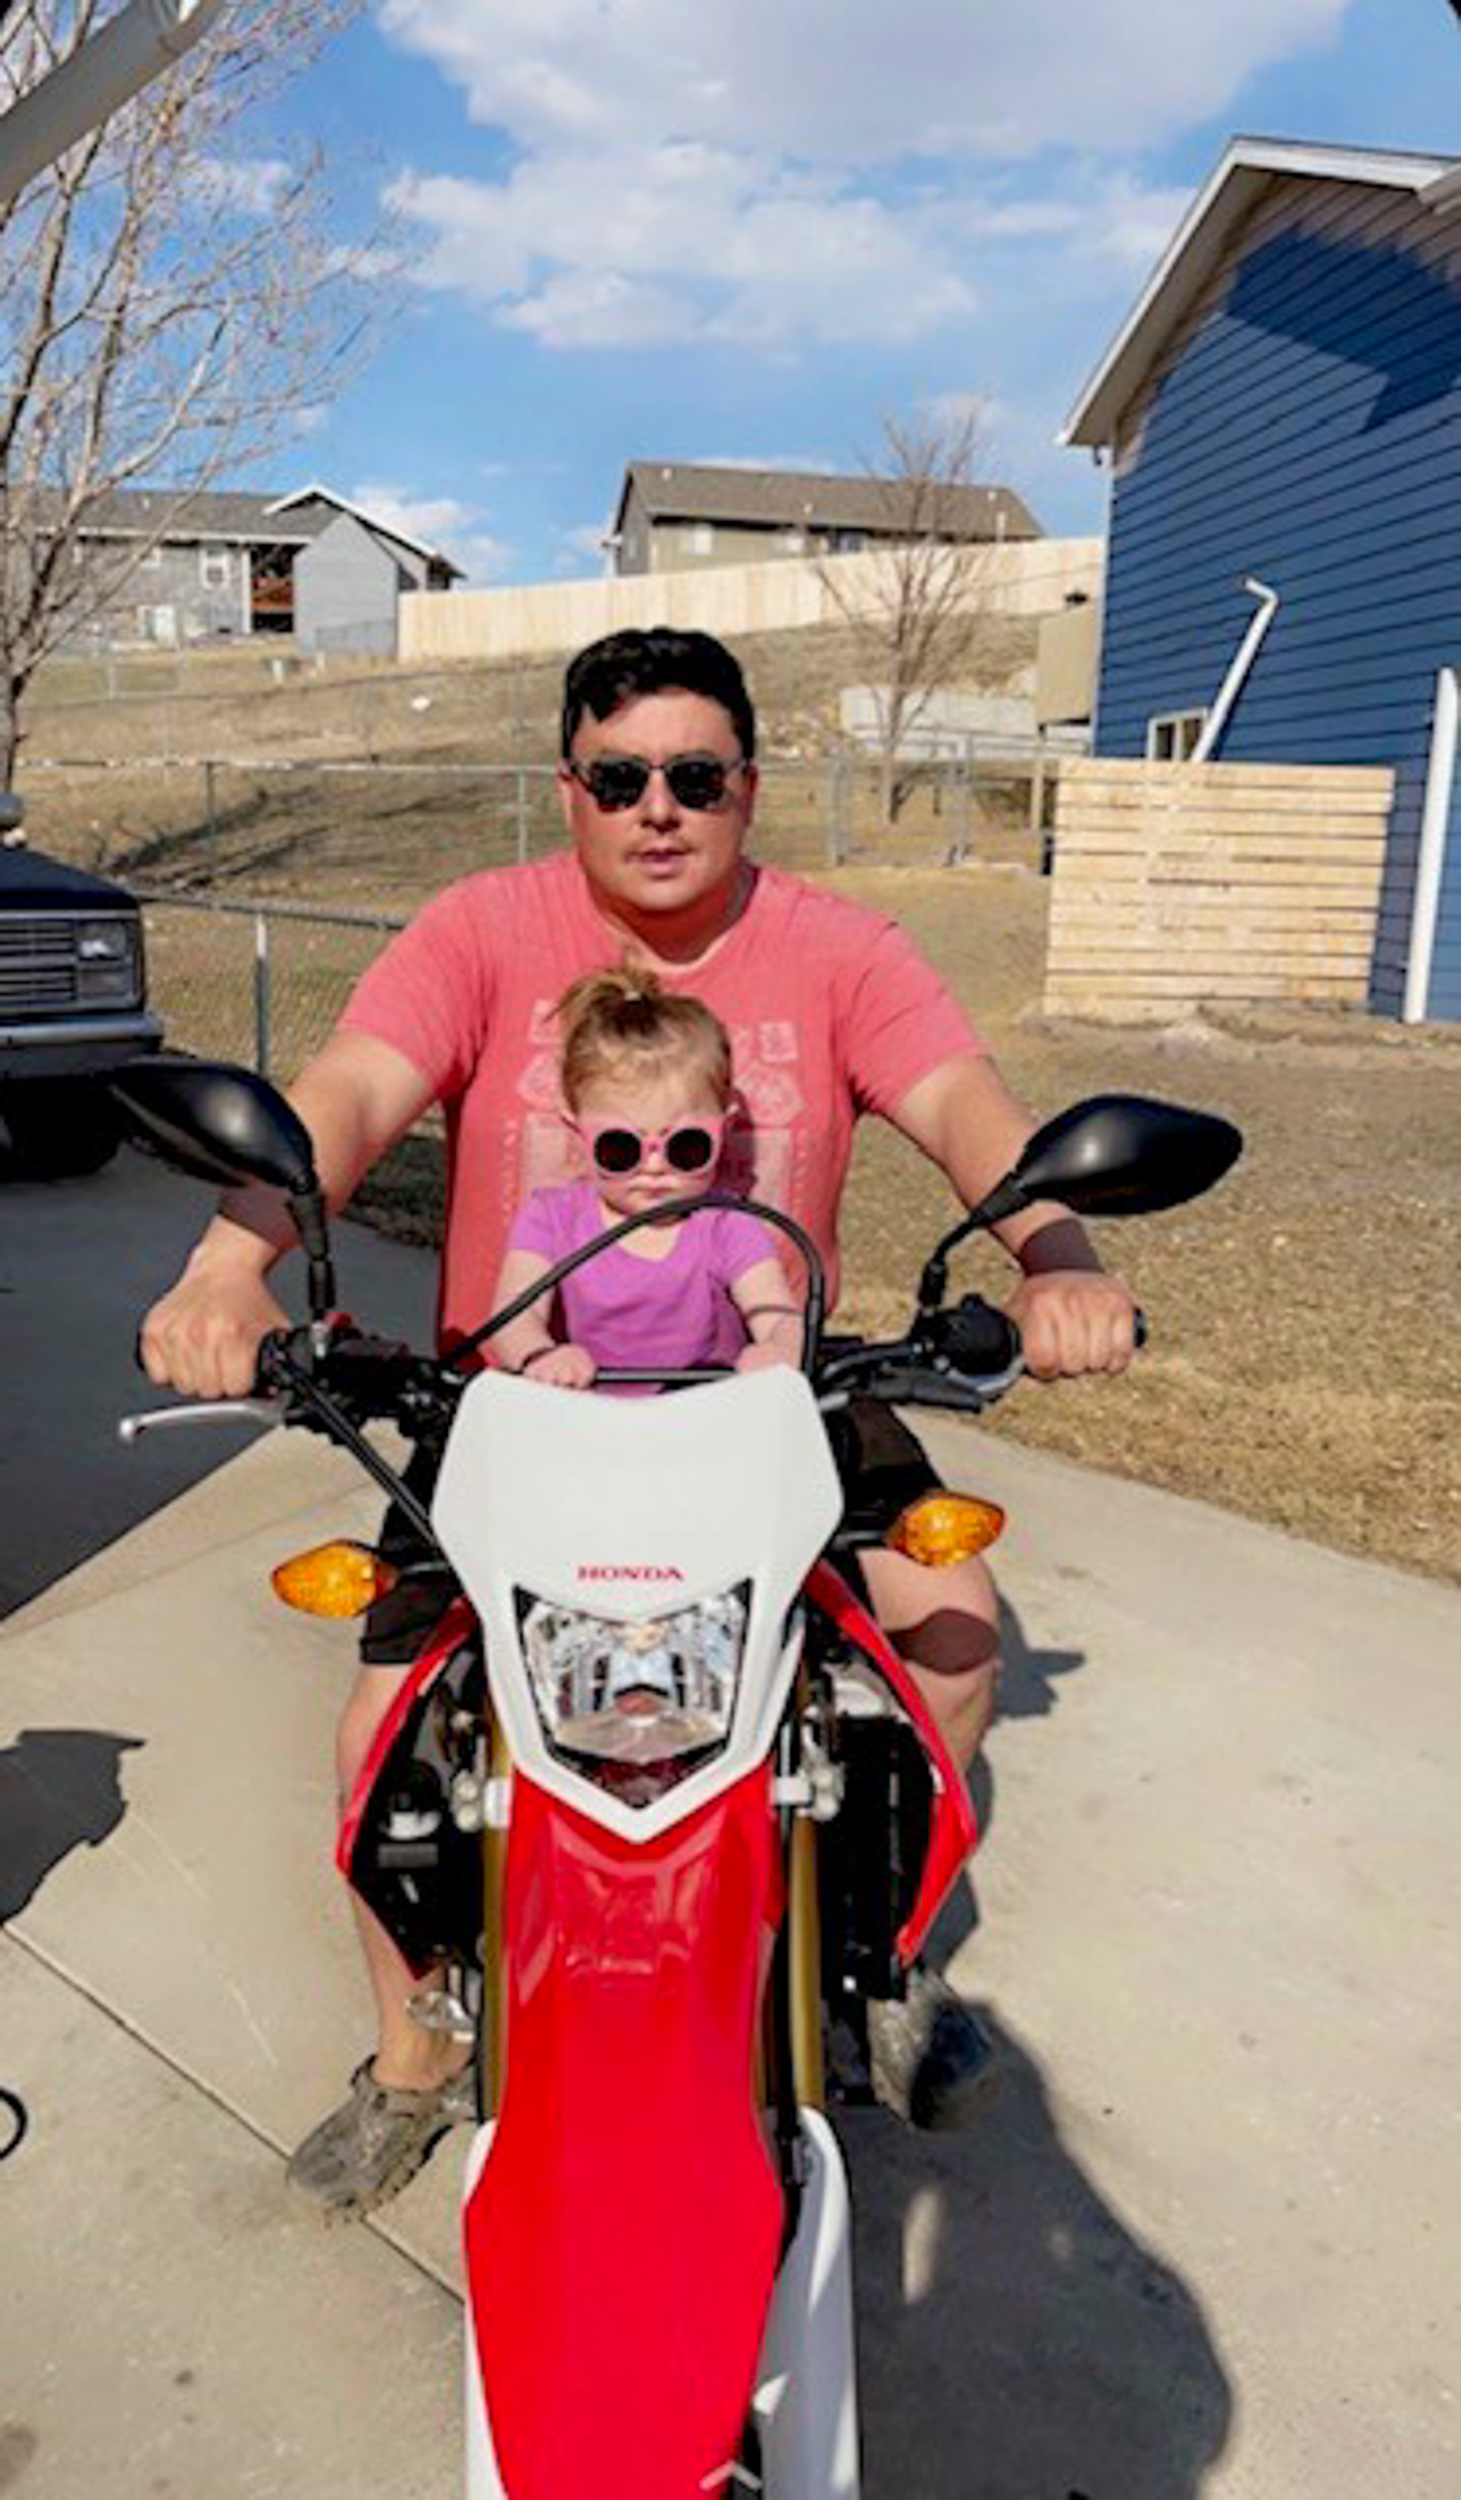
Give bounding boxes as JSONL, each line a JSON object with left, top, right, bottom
{"left": 193, "top": 156, "right": 293, "bottom": 216}
{"left": 374, "top": 0, "right": 1353, "bottom": 353}
{"left": 291, "top": 403, "right": 330, "bottom": 439}
{"left": 378, "top": 0, "right": 1349, "bottom": 162}
{"left": 352, "top": 481, "right": 512, "bottom": 583}
{"left": 556, "top": 519, "right": 612, "bottom": 576}
{"left": 387, "top": 152, "right": 975, "bottom": 349}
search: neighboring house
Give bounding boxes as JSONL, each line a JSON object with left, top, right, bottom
{"left": 271, "top": 488, "right": 462, "bottom": 657}
{"left": 53, "top": 483, "right": 460, "bottom": 653}
{"left": 608, "top": 462, "right": 1040, "bottom": 577}
{"left": 1062, "top": 135, "right": 1461, "bottom": 1022}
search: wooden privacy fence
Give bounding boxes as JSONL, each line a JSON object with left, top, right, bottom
{"left": 1044, "top": 758, "right": 1395, "bottom": 1019}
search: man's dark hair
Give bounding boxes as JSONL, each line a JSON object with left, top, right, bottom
{"left": 560, "top": 627, "right": 757, "bottom": 761}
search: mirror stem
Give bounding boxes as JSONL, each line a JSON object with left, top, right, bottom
{"left": 290, "top": 1183, "right": 337, "bottom": 1321}
{"left": 917, "top": 1173, "right": 1025, "bottom": 1313}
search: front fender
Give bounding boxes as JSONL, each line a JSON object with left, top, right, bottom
{"left": 466, "top": 1766, "right": 784, "bottom": 2500}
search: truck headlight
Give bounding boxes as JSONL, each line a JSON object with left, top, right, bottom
{"left": 76, "top": 917, "right": 140, "bottom": 1003}
{"left": 515, "top": 1582, "right": 749, "bottom": 1789}
{"left": 77, "top": 919, "right": 132, "bottom": 961}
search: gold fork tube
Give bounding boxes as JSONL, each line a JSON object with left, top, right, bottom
{"left": 788, "top": 1812, "right": 825, "bottom": 2110}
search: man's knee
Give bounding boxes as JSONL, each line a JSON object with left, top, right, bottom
{"left": 858, "top": 1547, "right": 1002, "bottom": 1762}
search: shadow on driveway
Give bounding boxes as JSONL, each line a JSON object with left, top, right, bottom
{"left": 846, "top": 2010, "right": 1234, "bottom": 2498}
{"left": 0, "top": 1727, "right": 143, "bottom": 1923}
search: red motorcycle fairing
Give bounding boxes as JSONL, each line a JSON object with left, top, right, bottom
{"left": 805, "top": 1558, "right": 979, "bottom": 1964}
{"left": 466, "top": 1764, "right": 785, "bottom": 2500}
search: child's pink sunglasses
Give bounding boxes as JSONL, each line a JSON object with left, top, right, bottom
{"left": 571, "top": 1112, "right": 725, "bottom": 1177}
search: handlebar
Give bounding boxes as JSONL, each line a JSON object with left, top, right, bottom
{"left": 120, "top": 1299, "right": 1148, "bottom": 1484}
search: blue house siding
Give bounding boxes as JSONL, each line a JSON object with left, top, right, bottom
{"left": 1093, "top": 175, "right": 1461, "bottom": 1017}
{"left": 1430, "top": 776, "right": 1461, "bottom": 1018}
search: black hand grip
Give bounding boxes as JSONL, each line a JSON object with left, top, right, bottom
{"left": 1134, "top": 1309, "right": 1149, "bottom": 1351}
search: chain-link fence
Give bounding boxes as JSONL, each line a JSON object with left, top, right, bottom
{"left": 138, "top": 894, "right": 405, "bottom": 1087}
{"left": 25, "top": 747, "right": 1048, "bottom": 888}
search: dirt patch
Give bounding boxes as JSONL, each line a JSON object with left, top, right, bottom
{"left": 830, "top": 868, "right": 1461, "bottom": 1588}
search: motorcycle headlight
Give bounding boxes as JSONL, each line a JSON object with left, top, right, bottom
{"left": 515, "top": 1582, "right": 750, "bottom": 1793}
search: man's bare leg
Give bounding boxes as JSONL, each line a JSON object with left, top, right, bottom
{"left": 334, "top": 1666, "right": 471, "bottom": 2091}
{"left": 857, "top": 1546, "right": 1001, "bottom": 1772}
{"left": 854, "top": 1545, "right": 1000, "bottom": 2126}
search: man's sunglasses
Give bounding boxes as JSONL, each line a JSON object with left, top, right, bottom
{"left": 566, "top": 754, "right": 748, "bottom": 813}
{"left": 573, "top": 1113, "right": 726, "bottom": 1177}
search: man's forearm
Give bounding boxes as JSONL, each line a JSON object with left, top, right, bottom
{"left": 893, "top": 1054, "right": 1107, "bottom": 1279}
{"left": 995, "top": 1204, "right": 1106, "bottom": 1278}
{"left": 200, "top": 1043, "right": 424, "bottom": 1279}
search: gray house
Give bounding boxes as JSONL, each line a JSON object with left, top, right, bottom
{"left": 272, "top": 488, "right": 461, "bottom": 656}
{"left": 58, "top": 483, "right": 460, "bottom": 651}
{"left": 608, "top": 462, "right": 1040, "bottom": 577}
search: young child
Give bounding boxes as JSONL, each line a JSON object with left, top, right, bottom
{"left": 489, "top": 968, "right": 802, "bottom": 1388}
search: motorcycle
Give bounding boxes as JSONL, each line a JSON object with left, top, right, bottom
{"left": 112, "top": 1058, "right": 1240, "bottom": 2500}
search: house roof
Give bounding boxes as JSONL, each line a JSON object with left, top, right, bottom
{"left": 51, "top": 482, "right": 462, "bottom": 572}
{"left": 266, "top": 485, "right": 464, "bottom": 576}
{"left": 612, "top": 461, "right": 1040, "bottom": 542}
{"left": 1062, "top": 137, "right": 1461, "bottom": 450}
{"left": 74, "top": 486, "right": 332, "bottom": 545}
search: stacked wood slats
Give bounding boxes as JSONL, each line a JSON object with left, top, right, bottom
{"left": 1044, "top": 758, "right": 1394, "bottom": 1018}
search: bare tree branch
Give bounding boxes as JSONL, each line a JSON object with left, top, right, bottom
{"left": 0, "top": 0, "right": 381, "bottom": 774}
{"left": 816, "top": 407, "right": 1005, "bottom": 824}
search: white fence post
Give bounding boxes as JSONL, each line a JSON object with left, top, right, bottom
{"left": 254, "top": 910, "right": 271, "bottom": 1077}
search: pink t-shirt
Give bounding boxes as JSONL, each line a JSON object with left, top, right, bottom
{"left": 339, "top": 851, "right": 985, "bottom": 1353}
{"left": 508, "top": 1181, "right": 773, "bottom": 1380}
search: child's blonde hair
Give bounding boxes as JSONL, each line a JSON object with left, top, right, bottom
{"left": 557, "top": 966, "right": 731, "bottom": 1111}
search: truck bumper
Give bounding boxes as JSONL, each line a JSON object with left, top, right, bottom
{"left": 0, "top": 1013, "right": 163, "bottom": 1081}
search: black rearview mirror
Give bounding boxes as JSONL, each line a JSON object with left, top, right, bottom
{"left": 110, "top": 1055, "right": 318, "bottom": 1194}
{"left": 1006, "top": 1093, "right": 1243, "bottom": 1218}
{"left": 917, "top": 1092, "right": 1243, "bottom": 1313}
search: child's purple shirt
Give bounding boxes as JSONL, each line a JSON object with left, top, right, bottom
{"left": 506, "top": 1181, "right": 777, "bottom": 1378}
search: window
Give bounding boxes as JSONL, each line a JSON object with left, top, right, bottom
{"left": 1146, "top": 709, "right": 1207, "bottom": 762}
{"left": 199, "top": 544, "right": 230, "bottom": 590}
{"left": 778, "top": 529, "right": 806, "bottom": 554}
{"left": 831, "top": 528, "right": 867, "bottom": 553}
{"left": 679, "top": 523, "right": 713, "bottom": 556}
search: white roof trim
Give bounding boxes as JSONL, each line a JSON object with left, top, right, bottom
{"left": 264, "top": 483, "right": 463, "bottom": 574}
{"left": 1061, "top": 137, "right": 1459, "bottom": 451}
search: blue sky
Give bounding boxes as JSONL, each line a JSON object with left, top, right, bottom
{"left": 250, "top": 0, "right": 1461, "bottom": 584}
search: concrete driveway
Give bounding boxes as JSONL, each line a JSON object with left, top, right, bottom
{"left": 1, "top": 1156, "right": 1458, "bottom": 2496}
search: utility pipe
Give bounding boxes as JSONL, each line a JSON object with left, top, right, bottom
{"left": 0, "top": 0, "right": 227, "bottom": 207}
{"left": 1191, "top": 575, "right": 1280, "bottom": 763}
{"left": 1403, "top": 665, "right": 1458, "bottom": 1023}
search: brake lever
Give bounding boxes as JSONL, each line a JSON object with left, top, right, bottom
{"left": 118, "top": 1398, "right": 281, "bottom": 1444}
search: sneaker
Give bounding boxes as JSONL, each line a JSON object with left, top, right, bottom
{"left": 867, "top": 1966, "right": 997, "bottom": 2130}
{"left": 285, "top": 2057, "right": 476, "bottom": 2220}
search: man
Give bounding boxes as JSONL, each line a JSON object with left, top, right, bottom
{"left": 141, "top": 626, "right": 1136, "bottom": 2215}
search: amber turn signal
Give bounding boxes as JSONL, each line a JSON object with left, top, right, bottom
{"left": 271, "top": 1541, "right": 399, "bottom": 1619}
{"left": 888, "top": 1493, "right": 1006, "bottom": 1567}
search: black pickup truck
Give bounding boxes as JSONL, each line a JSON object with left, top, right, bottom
{"left": 0, "top": 795, "right": 162, "bottom": 1176}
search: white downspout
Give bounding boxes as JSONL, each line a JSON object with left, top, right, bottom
{"left": 1403, "top": 665, "right": 1458, "bottom": 1024}
{"left": 1191, "top": 575, "right": 1280, "bottom": 763}
{"left": 0, "top": 0, "right": 227, "bottom": 208}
